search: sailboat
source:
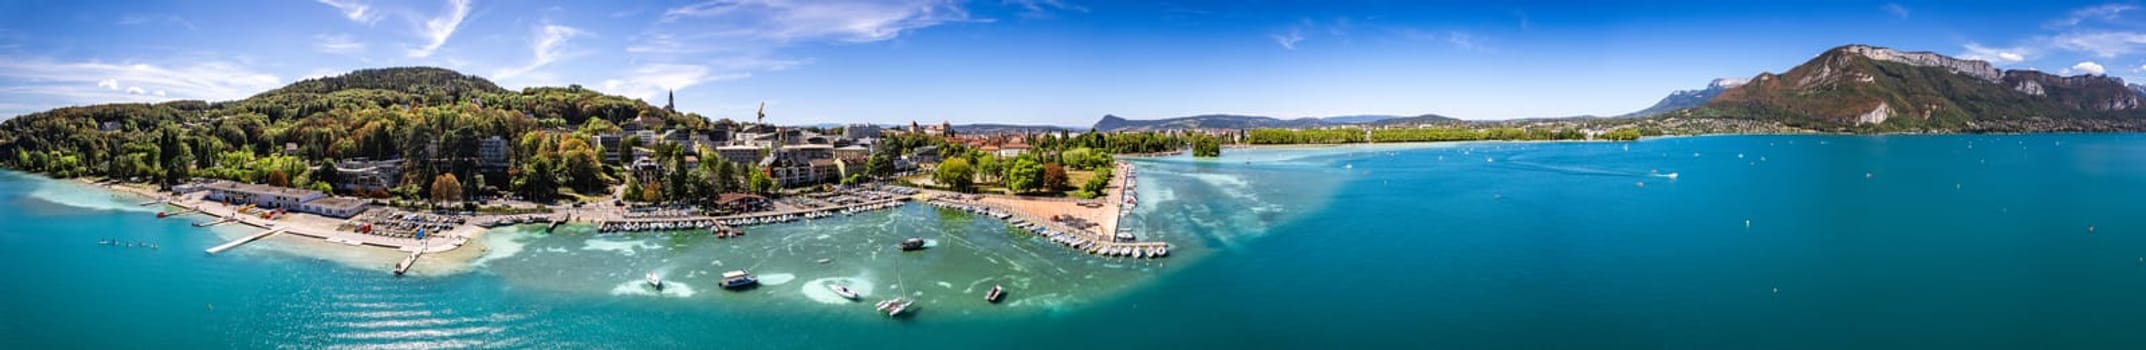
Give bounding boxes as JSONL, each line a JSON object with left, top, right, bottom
{"left": 878, "top": 250, "right": 917, "bottom": 317}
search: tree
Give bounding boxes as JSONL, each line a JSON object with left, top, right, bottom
{"left": 619, "top": 135, "right": 642, "bottom": 165}
{"left": 622, "top": 176, "right": 644, "bottom": 202}
{"left": 747, "top": 168, "right": 775, "bottom": 194}
{"left": 267, "top": 170, "right": 290, "bottom": 187}
{"left": 1192, "top": 134, "right": 1222, "bottom": 157}
{"left": 1004, "top": 157, "right": 1044, "bottom": 194}
{"left": 976, "top": 155, "right": 1003, "bottom": 184}
{"left": 934, "top": 158, "right": 975, "bottom": 193}
{"left": 1042, "top": 163, "right": 1069, "bottom": 192}
{"left": 432, "top": 172, "right": 463, "bottom": 204}
{"left": 512, "top": 156, "right": 559, "bottom": 202}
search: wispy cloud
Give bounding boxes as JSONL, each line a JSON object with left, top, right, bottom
{"left": 1003, "top": 0, "right": 1087, "bottom": 18}
{"left": 2049, "top": 3, "right": 2137, "bottom": 27}
{"left": 2049, "top": 31, "right": 2146, "bottom": 58}
{"left": 493, "top": 24, "right": 586, "bottom": 82}
{"left": 658, "top": 0, "right": 973, "bottom": 43}
{"left": 317, "top": 0, "right": 380, "bottom": 24}
{"left": 1958, "top": 42, "right": 2028, "bottom": 63}
{"left": 600, "top": 63, "right": 750, "bottom": 101}
{"left": 406, "top": 0, "right": 473, "bottom": 58}
{"left": 1882, "top": 3, "right": 1910, "bottom": 19}
{"left": 1270, "top": 28, "right": 1304, "bottom": 50}
{"left": 618, "top": 0, "right": 973, "bottom": 100}
{"left": 312, "top": 34, "right": 367, "bottom": 55}
{"left": 0, "top": 58, "right": 281, "bottom": 117}
{"left": 116, "top": 13, "right": 197, "bottom": 30}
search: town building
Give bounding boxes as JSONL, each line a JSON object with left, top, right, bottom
{"left": 591, "top": 133, "right": 623, "bottom": 164}
{"left": 478, "top": 136, "right": 509, "bottom": 170}
{"left": 715, "top": 145, "right": 763, "bottom": 166}
{"left": 197, "top": 180, "right": 369, "bottom": 218}
{"left": 834, "top": 145, "right": 871, "bottom": 164}
{"left": 842, "top": 124, "right": 881, "bottom": 140}
{"left": 332, "top": 159, "right": 403, "bottom": 193}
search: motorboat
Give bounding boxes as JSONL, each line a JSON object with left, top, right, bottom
{"left": 898, "top": 237, "right": 927, "bottom": 251}
{"left": 719, "top": 270, "right": 758, "bottom": 289}
{"left": 828, "top": 283, "right": 860, "bottom": 300}
{"left": 646, "top": 272, "right": 664, "bottom": 290}
{"left": 984, "top": 285, "right": 1005, "bottom": 303}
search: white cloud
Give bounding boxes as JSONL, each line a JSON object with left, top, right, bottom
{"left": 1270, "top": 29, "right": 1304, "bottom": 50}
{"left": 1446, "top": 31, "right": 1484, "bottom": 51}
{"left": 658, "top": 0, "right": 973, "bottom": 43}
{"left": 1003, "top": 0, "right": 1087, "bottom": 18}
{"left": 621, "top": 0, "right": 968, "bottom": 101}
{"left": 2069, "top": 61, "right": 2106, "bottom": 75}
{"left": 317, "top": 0, "right": 380, "bottom": 23}
{"left": 313, "top": 34, "right": 367, "bottom": 55}
{"left": 154, "top": 90, "right": 166, "bottom": 97}
{"left": 493, "top": 24, "right": 585, "bottom": 81}
{"left": 2050, "top": 4, "right": 2137, "bottom": 27}
{"left": 1882, "top": 3, "right": 1910, "bottom": 19}
{"left": 0, "top": 58, "right": 282, "bottom": 116}
{"left": 599, "top": 63, "right": 750, "bottom": 101}
{"left": 2050, "top": 31, "right": 2146, "bottom": 58}
{"left": 1959, "top": 43, "right": 2027, "bottom": 63}
{"left": 406, "top": 0, "right": 472, "bottom": 58}
{"left": 116, "top": 13, "right": 197, "bottom": 30}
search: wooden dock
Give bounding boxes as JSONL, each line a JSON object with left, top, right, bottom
{"left": 204, "top": 228, "right": 286, "bottom": 254}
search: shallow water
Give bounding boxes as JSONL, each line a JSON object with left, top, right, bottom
{"left": 8, "top": 134, "right": 2146, "bottom": 348}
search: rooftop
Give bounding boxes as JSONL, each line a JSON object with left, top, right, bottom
{"left": 202, "top": 180, "right": 321, "bottom": 198}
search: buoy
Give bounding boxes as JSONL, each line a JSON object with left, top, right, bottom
{"left": 1865, "top": 172, "right": 1874, "bottom": 179}
{"left": 1635, "top": 181, "right": 1645, "bottom": 188}
{"left": 1745, "top": 220, "right": 1751, "bottom": 229}
{"left": 1772, "top": 287, "right": 1779, "bottom": 294}
{"left": 2088, "top": 225, "right": 2096, "bottom": 233}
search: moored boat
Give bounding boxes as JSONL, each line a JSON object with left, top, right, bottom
{"left": 719, "top": 270, "right": 758, "bottom": 289}
{"left": 984, "top": 285, "right": 1005, "bottom": 303}
{"left": 898, "top": 237, "right": 926, "bottom": 251}
{"left": 828, "top": 283, "right": 860, "bottom": 300}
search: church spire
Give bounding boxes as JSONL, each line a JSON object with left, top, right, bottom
{"left": 665, "top": 89, "right": 676, "bottom": 113}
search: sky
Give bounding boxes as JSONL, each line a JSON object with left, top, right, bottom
{"left": 1, "top": 0, "right": 2144, "bottom": 126}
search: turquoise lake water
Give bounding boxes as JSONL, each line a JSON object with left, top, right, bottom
{"left": 6, "top": 134, "right": 2146, "bottom": 348}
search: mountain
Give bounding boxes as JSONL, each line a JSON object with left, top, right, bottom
{"left": 1318, "top": 115, "right": 1403, "bottom": 124}
{"left": 1621, "top": 78, "right": 1746, "bottom": 117}
{"left": 2131, "top": 83, "right": 2146, "bottom": 97}
{"left": 952, "top": 123, "right": 1077, "bottom": 134}
{"left": 257, "top": 67, "right": 506, "bottom": 99}
{"left": 1092, "top": 114, "right": 1332, "bottom": 131}
{"left": 1368, "top": 114, "right": 1463, "bottom": 126}
{"left": 1697, "top": 44, "right": 2146, "bottom": 129}
{"left": 1091, "top": 113, "right": 1454, "bottom": 131}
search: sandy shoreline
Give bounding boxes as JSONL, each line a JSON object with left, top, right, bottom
{"left": 76, "top": 178, "right": 492, "bottom": 276}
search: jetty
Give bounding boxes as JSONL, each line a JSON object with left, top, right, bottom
{"left": 394, "top": 242, "right": 427, "bottom": 276}
{"left": 204, "top": 227, "right": 287, "bottom": 254}
{"left": 192, "top": 218, "right": 237, "bottom": 227}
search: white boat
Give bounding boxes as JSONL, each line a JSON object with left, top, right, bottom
{"left": 646, "top": 272, "right": 663, "bottom": 290}
{"left": 828, "top": 284, "right": 860, "bottom": 300}
{"left": 984, "top": 285, "right": 1005, "bottom": 303}
{"left": 880, "top": 298, "right": 914, "bottom": 317}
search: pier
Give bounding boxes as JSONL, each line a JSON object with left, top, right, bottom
{"left": 394, "top": 242, "right": 426, "bottom": 276}
{"left": 591, "top": 198, "right": 909, "bottom": 233}
{"left": 204, "top": 228, "right": 287, "bottom": 254}
{"left": 192, "top": 218, "right": 236, "bottom": 227}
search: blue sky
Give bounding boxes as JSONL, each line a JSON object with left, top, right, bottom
{"left": 1, "top": 1, "right": 2144, "bottom": 126}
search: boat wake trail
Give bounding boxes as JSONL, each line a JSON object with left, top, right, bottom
{"left": 1490, "top": 159, "right": 1645, "bottom": 178}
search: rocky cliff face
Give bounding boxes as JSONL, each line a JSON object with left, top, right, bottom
{"left": 1839, "top": 44, "right": 2002, "bottom": 82}
{"left": 1703, "top": 44, "right": 2146, "bottom": 128}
